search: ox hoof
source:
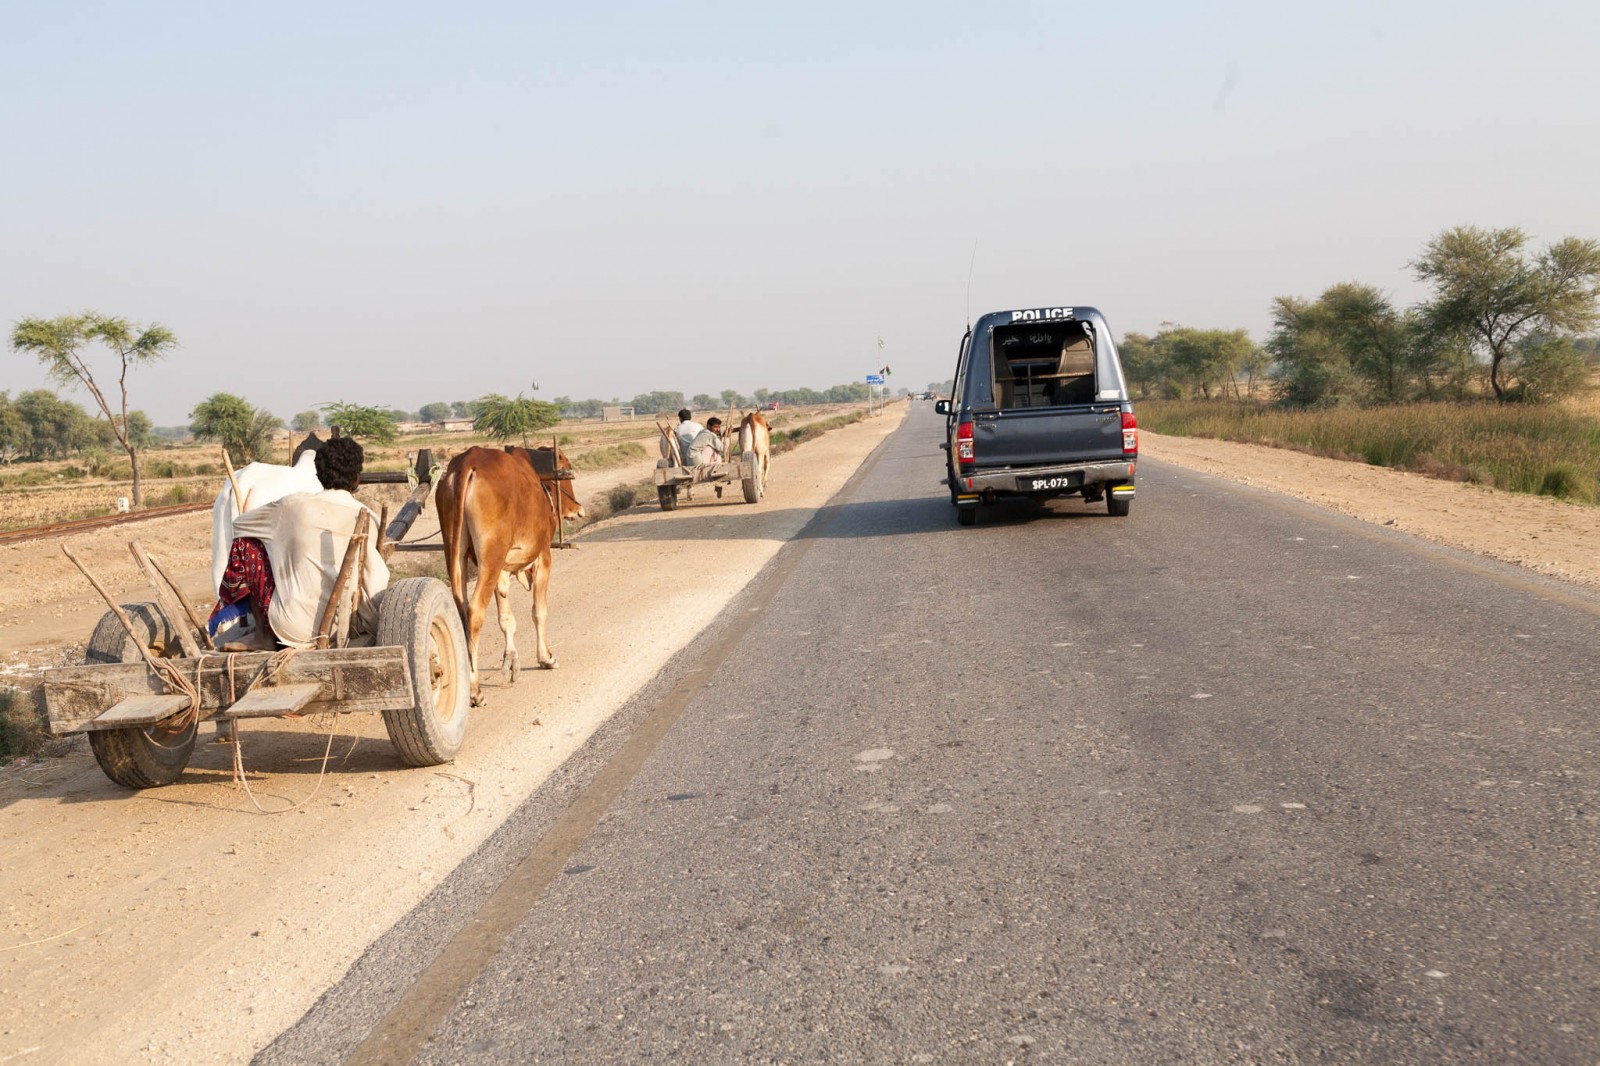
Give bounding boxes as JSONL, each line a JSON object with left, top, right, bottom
{"left": 539, "top": 658, "right": 558, "bottom": 670}
{"left": 470, "top": 689, "right": 487, "bottom": 707}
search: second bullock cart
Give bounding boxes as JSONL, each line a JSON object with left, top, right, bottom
{"left": 653, "top": 421, "right": 766, "bottom": 510}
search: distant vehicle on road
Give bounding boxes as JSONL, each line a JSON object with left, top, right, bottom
{"left": 937, "top": 306, "right": 1137, "bottom": 526}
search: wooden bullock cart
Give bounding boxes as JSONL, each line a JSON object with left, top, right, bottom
{"left": 653, "top": 421, "right": 765, "bottom": 510}
{"left": 42, "top": 449, "right": 473, "bottom": 788}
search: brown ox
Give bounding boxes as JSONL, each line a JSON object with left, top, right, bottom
{"left": 738, "top": 410, "right": 771, "bottom": 486}
{"left": 435, "top": 446, "right": 584, "bottom": 706}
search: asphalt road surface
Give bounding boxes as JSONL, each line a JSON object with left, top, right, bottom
{"left": 262, "top": 403, "right": 1600, "bottom": 1064}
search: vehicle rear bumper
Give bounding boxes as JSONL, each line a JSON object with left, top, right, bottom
{"left": 951, "top": 459, "right": 1136, "bottom": 499}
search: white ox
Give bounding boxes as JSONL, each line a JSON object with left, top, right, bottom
{"left": 738, "top": 410, "right": 771, "bottom": 485}
{"left": 209, "top": 449, "right": 322, "bottom": 592}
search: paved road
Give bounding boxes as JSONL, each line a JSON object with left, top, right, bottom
{"left": 263, "top": 403, "right": 1600, "bottom": 1063}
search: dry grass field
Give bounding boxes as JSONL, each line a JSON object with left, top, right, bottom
{"left": 1138, "top": 369, "right": 1600, "bottom": 506}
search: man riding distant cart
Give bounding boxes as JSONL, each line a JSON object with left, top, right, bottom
{"left": 655, "top": 408, "right": 768, "bottom": 510}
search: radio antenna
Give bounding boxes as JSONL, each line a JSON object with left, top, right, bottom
{"left": 965, "top": 240, "right": 979, "bottom": 329}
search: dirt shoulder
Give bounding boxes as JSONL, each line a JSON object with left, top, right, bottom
{"left": 1142, "top": 431, "right": 1600, "bottom": 592}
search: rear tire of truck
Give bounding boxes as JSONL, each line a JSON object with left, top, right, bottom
{"left": 956, "top": 506, "right": 976, "bottom": 527}
{"left": 85, "top": 603, "right": 197, "bottom": 789}
{"left": 377, "top": 578, "right": 470, "bottom": 767}
{"left": 1107, "top": 491, "right": 1131, "bottom": 517}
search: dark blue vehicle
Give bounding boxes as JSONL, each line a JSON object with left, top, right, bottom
{"left": 936, "top": 306, "right": 1137, "bottom": 526}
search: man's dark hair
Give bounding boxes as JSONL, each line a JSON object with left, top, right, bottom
{"left": 677, "top": 409, "right": 692, "bottom": 422}
{"left": 706, "top": 417, "right": 723, "bottom": 431}
{"left": 314, "top": 437, "right": 364, "bottom": 492}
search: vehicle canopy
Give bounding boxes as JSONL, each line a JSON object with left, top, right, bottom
{"left": 954, "top": 306, "right": 1128, "bottom": 410}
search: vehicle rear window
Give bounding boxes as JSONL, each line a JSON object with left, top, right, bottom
{"left": 988, "top": 321, "right": 1096, "bottom": 409}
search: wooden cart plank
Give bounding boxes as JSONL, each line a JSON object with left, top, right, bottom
{"left": 43, "top": 646, "right": 415, "bottom": 735}
{"left": 224, "top": 681, "right": 324, "bottom": 719}
{"left": 84, "top": 693, "right": 193, "bottom": 731}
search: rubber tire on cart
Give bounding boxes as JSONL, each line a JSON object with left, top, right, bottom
{"left": 956, "top": 506, "right": 977, "bottom": 527}
{"left": 1107, "top": 489, "right": 1131, "bottom": 517}
{"left": 376, "top": 577, "right": 471, "bottom": 766}
{"left": 741, "top": 462, "right": 764, "bottom": 504}
{"left": 85, "top": 603, "right": 197, "bottom": 789}
{"left": 655, "top": 458, "right": 679, "bottom": 511}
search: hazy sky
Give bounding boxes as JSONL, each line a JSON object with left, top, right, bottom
{"left": 3, "top": 1, "right": 1597, "bottom": 425}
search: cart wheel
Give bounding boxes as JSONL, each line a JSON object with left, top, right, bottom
{"left": 658, "top": 484, "right": 678, "bottom": 511}
{"left": 376, "top": 578, "right": 470, "bottom": 766}
{"left": 85, "top": 603, "right": 197, "bottom": 789}
{"left": 741, "top": 464, "right": 764, "bottom": 504}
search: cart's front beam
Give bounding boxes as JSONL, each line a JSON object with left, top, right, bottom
{"left": 43, "top": 646, "right": 416, "bottom": 735}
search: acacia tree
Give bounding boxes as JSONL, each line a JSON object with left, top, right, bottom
{"left": 1161, "top": 327, "right": 1255, "bottom": 399}
{"left": 10, "top": 313, "right": 177, "bottom": 507}
{"left": 319, "top": 401, "right": 398, "bottom": 445}
{"left": 191, "top": 393, "right": 283, "bottom": 463}
{"left": 1413, "top": 226, "right": 1600, "bottom": 400}
{"left": 473, "top": 394, "right": 562, "bottom": 442}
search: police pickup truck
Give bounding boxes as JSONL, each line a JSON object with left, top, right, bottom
{"left": 937, "top": 306, "right": 1137, "bottom": 526}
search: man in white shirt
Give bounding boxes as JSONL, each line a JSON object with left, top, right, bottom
{"left": 674, "top": 408, "right": 704, "bottom": 466}
{"left": 211, "top": 437, "right": 389, "bottom": 650}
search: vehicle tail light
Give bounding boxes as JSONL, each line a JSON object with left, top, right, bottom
{"left": 956, "top": 420, "right": 974, "bottom": 465}
{"left": 1121, "top": 410, "right": 1138, "bottom": 455}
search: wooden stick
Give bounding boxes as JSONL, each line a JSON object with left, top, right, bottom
{"left": 316, "top": 510, "right": 369, "bottom": 650}
{"left": 375, "top": 502, "right": 391, "bottom": 558}
{"left": 61, "top": 544, "right": 163, "bottom": 672}
{"left": 127, "top": 542, "right": 205, "bottom": 657}
{"left": 140, "top": 550, "right": 217, "bottom": 650}
{"left": 656, "top": 422, "right": 681, "bottom": 466}
{"left": 221, "top": 448, "right": 251, "bottom": 513}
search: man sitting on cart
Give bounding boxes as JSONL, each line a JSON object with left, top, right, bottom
{"left": 685, "top": 416, "right": 727, "bottom": 468}
{"left": 208, "top": 436, "right": 389, "bottom": 651}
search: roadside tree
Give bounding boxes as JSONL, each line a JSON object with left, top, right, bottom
{"left": 1164, "top": 328, "right": 1255, "bottom": 399}
{"left": 1413, "top": 226, "right": 1600, "bottom": 401}
{"left": 10, "top": 313, "right": 177, "bottom": 506}
{"left": 291, "top": 409, "right": 322, "bottom": 433}
{"left": 191, "top": 393, "right": 283, "bottom": 463}
{"left": 319, "top": 401, "right": 398, "bottom": 445}
{"left": 418, "top": 402, "right": 451, "bottom": 424}
{"left": 473, "top": 394, "right": 562, "bottom": 442}
{"left": 16, "top": 390, "right": 101, "bottom": 459}
{"left": 0, "top": 392, "right": 28, "bottom": 462}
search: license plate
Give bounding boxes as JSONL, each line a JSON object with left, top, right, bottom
{"left": 1021, "top": 473, "right": 1081, "bottom": 492}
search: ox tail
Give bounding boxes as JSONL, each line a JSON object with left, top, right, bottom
{"left": 450, "top": 468, "right": 476, "bottom": 604}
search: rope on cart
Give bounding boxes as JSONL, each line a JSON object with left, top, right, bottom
{"left": 222, "top": 648, "right": 344, "bottom": 815}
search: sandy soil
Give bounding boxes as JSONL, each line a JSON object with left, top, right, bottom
{"left": 3, "top": 410, "right": 1598, "bottom": 1064}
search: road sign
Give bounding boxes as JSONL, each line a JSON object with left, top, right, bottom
{"left": 866, "top": 374, "right": 884, "bottom": 385}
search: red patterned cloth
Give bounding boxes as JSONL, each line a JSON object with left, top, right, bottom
{"left": 209, "top": 536, "right": 277, "bottom": 640}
